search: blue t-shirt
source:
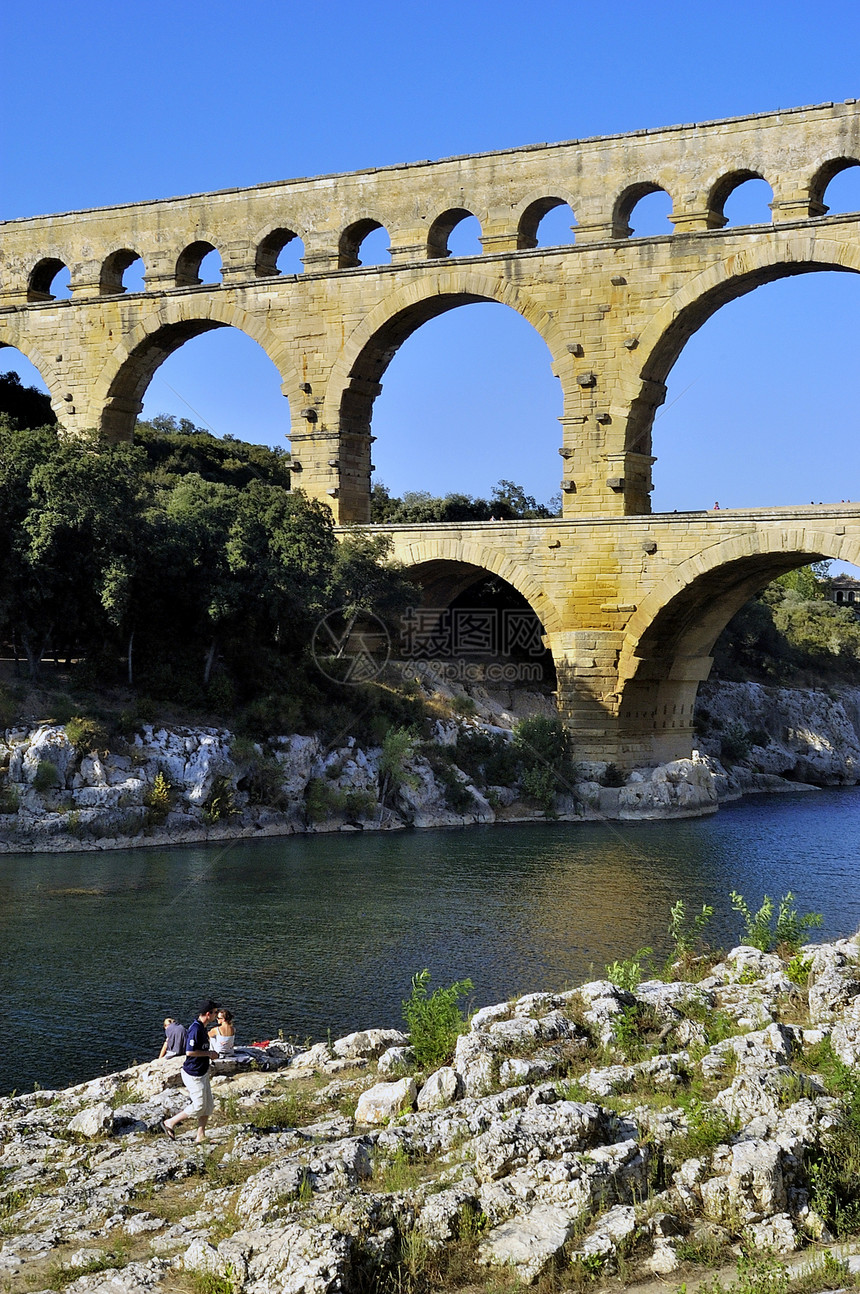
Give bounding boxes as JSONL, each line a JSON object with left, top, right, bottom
{"left": 165, "top": 1022, "right": 186, "bottom": 1057}
{"left": 183, "top": 1019, "right": 211, "bottom": 1076}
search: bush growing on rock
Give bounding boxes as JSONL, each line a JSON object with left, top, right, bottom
{"left": 144, "top": 771, "right": 172, "bottom": 822}
{"left": 730, "top": 889, "right": 822, "bottom": 953}
{"left": 65, "top": 716, "right": 109, "bottom": 756}
{"left": 32, "top": 760, "right": 59, "bottom": 793}
{"left": 402, "top": 969, "right": 473, "bottom": 1069}
{"left": 514, "top": 715, "right": 574, "bottom": 809}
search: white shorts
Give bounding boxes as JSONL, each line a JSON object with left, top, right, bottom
{"left": 180, "top": 1069, "right": 214, "bottom": 1119}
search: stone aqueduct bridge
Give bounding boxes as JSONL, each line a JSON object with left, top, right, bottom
{"left": 2, "top": 100, "right": 860, "bottom": 764}
{"left": 375, "top": 507, "right": 860, "bottom": 766}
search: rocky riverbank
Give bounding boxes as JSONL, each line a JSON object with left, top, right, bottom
{"left": 3, "top": 932, "right": 860, "bottom": 1293}
{"left": 0, "top": 679, "right": 859, "bottom": 853}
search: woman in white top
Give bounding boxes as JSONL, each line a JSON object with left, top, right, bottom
{"left": 208, "top": 1008, "right": 236, "bottom": 1056}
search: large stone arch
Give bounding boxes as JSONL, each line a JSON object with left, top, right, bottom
{"left": 618, "top": 523, "right": 860, "bottom": 696}
{"left": 323, "top": 267, "right": 565, "bottom": 435}
{"left": 89, "top": 297, "right": 302, "bottom": 441}
{"left": 0, "top": 327, "right": 67, "bottom": 424}
{"left": 387, "top": 531, "right": 564, "bottom": 634}
{"left": 610, "top": 522, "right": 860, "bottom": 760}
{"left": 624, "top": 233, "right": 860, "bottom": 463}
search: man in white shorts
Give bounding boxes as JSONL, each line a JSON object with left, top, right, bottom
{"left": 161, "top": 999, "right": 220, "bottom": 1144}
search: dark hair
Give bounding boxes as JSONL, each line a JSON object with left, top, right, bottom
{"left": 218, "top": 1009, "right": 234, "bottom": 1024}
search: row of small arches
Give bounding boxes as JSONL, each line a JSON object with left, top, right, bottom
{"left": 27, "top": 162, "right": 860, "bottom": 301}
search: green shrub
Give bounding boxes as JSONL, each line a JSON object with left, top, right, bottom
{"left": 242, "top": 1093, "right": 314, "bottom": 1130}
{"left": 668, "top": 1097, "right": 739, "bottom": 1161}
{"left": 144, "top": 771, "right": 172, "bottom": 821}
{"left": 202, "top": 775, "right": 238, "bottom": 824}
{"left": 424, "top": 752, "right": 475, "bottom": 813}
{"left": 189, "top": 1267, "right": 238, "bottom": 1294}
{"left": 520, "top": 765, "right": 560, "bottom": 809}
{"left": 239, "top": 754, "right": 287, "bottom": 808}
{"left": 668, "top": 898, "right": 714, "bottom": 960}
{"left": 786, "top": 951, "right": 813, "bottom": 985}
{"left": 65, "top": 716, "right": 110, "bottom": 756}
{"left": 33, "top": 761, "right": 59, "bottom": 793}
{"left": 514, "top": 715, "right": 573, "bottom": 809}
{"left": 402, "top": 969, "right": 473, "bottom": 1069}
{"left": 305, "top": 777, "right": 340, "bottom": 823}
{"left": 453, "top": 728, "right": 519, "bottom": 787}
{"left": 806, "top": 1051, "right": 860, "bottom": 1237}
{"left": 720, "top": 721, "right": 752, "bottom": 762}
{"left": 450, "top": 694, "right": 477, "bottom": 718}
{"left": 609, "top": 1001, "right": 664, "bottom": 1061}
{"left": 605, "top": 947, "right": 652, "bottom": 992}
{"left": 730, "top": 889, "right": 823, "bottom": 952}
{"left": 599, "top": 762, "right": 626, "bottom": 788}
{"left": 0, "top": 783, "right": 19, "bottom": 815}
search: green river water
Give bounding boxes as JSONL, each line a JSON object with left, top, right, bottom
{"left": 2, "top": 789, "right": 859, "bottom": 1094}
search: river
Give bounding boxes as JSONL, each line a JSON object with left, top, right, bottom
{"left": 2, "top": 788, "right": 859, "bottom": 1096}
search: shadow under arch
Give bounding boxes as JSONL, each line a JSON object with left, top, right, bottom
{"left": 91, "top": 301, "right": 301, "bottom": 441}
{"left": 616, "top": 524, "right": 860, "bottom": 727}
{"left": 324, "top": 268, "right": 561, "bottom": 444}
{"left": 624, "top": 235, "right": 860, "bottom": 465}
{"left": 384, "top": 533, "right": 564, "bottom": 636}
{"left": 388, "top": 549, "right": 559, "bottom": 689}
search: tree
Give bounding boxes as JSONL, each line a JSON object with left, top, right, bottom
{"left": 16, "top": 434, "right": 145, "bottom": 677}
{"left": 0, "top": 372, "right": 56, "bottom": 429}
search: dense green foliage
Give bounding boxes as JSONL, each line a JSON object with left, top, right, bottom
{"left": 401, "top": 969, "right": 474, "bottom": 1068}
{"left": 371, "top": 478, "right": 559, "bottom": 523}
{"left": 0, "top": 407, "right": 416, "bottom": 735}
{"left": 513, "top": 715, "right": 575, "bottom": 809}
{"left": 729, "top": 889, "right": 823, "bottom": 952}
{"left": 714, "top": 563, "right": 860, "bottom": 684}
{"left": 0, "top": 371, "right": 56, "bottom": 429}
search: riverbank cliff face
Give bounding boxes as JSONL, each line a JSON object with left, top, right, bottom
{"left": 2, "top": 933, "right": 860, "bottom": 1293}
{"left": 0, "top": 680, "right": 858, "bottom": 853}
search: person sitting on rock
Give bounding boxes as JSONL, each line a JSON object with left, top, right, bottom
{"left": 209, "top": 1008, "right": 236, "bottom": 1057}
{"left": 158, "top": 1016, "right": 187, "bottom": 1059}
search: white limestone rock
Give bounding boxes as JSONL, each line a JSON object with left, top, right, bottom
{"left": 271, "top": 734, "right": 319, "bottom": 803}
{"left": 20, "top": 725, "right": 76, "bottom": 787}
{"left": 417, "top": 1067, "right": 463, "bottom": 1111}
{"left": 700, "top": 1138, "right": 787, "bottom": 1223}
{"left": 333, "top": 1028, "right": 407, "bottom": 1061}
{"left": 354, "top": 1077, "right": 417, "bottom": 1125}
{"left": 217, "top": 1221, "right": 353, "bottom": 1294}
{"left": 67, "top": 1102, "right": 113, "bottom": 1138}
{"left": 452, "top": 1031, "right": 499, "bottom": 1097}
{"left": 745, "top": 1212, "right": 798, "bottom": 1252}
{"left": 377, "top": 1045, "right": 416, "bottom": 1076}
{"left": 470, "top": 1101, "right": 604, "bottom": 1182}
{"left": 480, "top": 1203, "right": 579, "bottom": 1283}
{"left": 831, "top": 997, "right": 860, "bottom": 1065}
{"left": 808, "top": 941, "right": 860, "bottom": 1022}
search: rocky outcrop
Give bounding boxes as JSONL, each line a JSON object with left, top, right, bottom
{"left": 1, "top": 677, "right": 859, "bottom": 853}
{"left": 3, "top": 933, "right": 860, "bottom": 1292}
{"left": 696, "top": 680, "right": 860, "bottom": 788}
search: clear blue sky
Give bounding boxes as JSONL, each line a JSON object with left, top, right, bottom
{"left": 2, "top": 0, "right": 859, "bottom": 516}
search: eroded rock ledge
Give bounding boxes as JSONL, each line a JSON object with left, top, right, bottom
{"left": 0, "top": 678, "right": 859, "bottom": 852}
{"left": 3, "top": 934, "right": 860, "bottom": 1292}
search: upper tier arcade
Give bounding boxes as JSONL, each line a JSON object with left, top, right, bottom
{"left": 1, "top": 99, "right": 859, "bottom": 522}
